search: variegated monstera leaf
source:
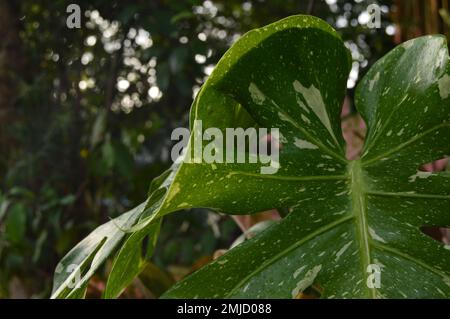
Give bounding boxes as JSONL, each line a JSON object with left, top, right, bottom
{"left": 52, "top": 15, "right": 450, "bottom": 299}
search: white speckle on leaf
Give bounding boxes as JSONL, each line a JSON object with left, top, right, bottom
{"left": 278, "top": 132, "right": 287, "bottom": 143}
{"left": 296, "top": 96, "right": 310, "bottom": 113}
{"left": 248, "top": 82, "right": 266, "bottom": 105}
{"left": 443, "top": 277, "right": 450, "bottom": 288}
{"left": 369, "top": 72, "right": 380, "bottom": 91}
{"left": 292, "top": 80, "right": 338, "bottom": 144}
{"left": 301, "top": 114, "right": 310, "bottom": 124}
{"left": 291, "top": 265, "right": 322, "bottom": 298}
{"left": 294, "top": 138, "right": 318, "bottom": 150}
{"left": 335, "top": 241, "right": 352, "bottom": 262}
{"left": 436, "top": 288, "right": 445, "bottom": 296}
{"left": 369, "top": 227, "right": 386, "bottom": 243}
{"left": 408, "top": 171, "right": 433, "bottom": 182}
{"left": 293, "top": 266, "right": 306, "bottom": 278}
{"left": 438, "top": 74, "right": 450, "bottom": 99}
{"left": 217, "top": 259, "right": 228, "bottom": 265}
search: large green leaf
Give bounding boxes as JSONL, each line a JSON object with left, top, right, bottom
{"left": 161, "top": 19, "right": 450, "bottom": 298}
{"left": 53, "top": 15, "right": 450, "bottom": 298}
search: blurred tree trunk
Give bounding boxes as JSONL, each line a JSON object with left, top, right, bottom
{"left": 0, "top": 1, "right": 22, "bottom": 167}
{"left": 393, "top": 0, "right": 449, "bottom": 43}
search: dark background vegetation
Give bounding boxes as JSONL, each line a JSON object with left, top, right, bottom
{"left": 0, "top": 0, "right": 449, "bottom": 298}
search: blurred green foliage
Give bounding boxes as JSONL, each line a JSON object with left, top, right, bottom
{"left": 0, "top": 0, "right": 394, "bottom": 297}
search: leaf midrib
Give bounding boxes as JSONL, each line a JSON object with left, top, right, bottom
{"left": 350, "top": 160, "right": 377, "bottom": 299}
{"left": 224, "top": 214, "right": 354, "bottom": 298}
{"left": 224, "top": 160, "right": 379, "bottom": 298}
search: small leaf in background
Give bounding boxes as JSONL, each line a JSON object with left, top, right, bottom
{"left": 5, "top": 203, "right": 27, "bottom": 244}
{"left": 101, "top": 137, "right": 115, "bottom": 169}
{"left": 59, "top": 194, "right": 76, "bottom": 206}
{"left": 0, "top": 194, "right": 10, "bottom": 223}
{"left": 32, "top": 231, "right": 48, "bottom": 263}
{"left": 90, "top": 109, "right": 107, "bottom": 148}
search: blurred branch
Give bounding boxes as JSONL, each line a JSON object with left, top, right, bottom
{"left": 0, "top": 1, "right": 23, "bottom": 164}
{"left": 307, "top": 0, "right": 315, "bottom": 15}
